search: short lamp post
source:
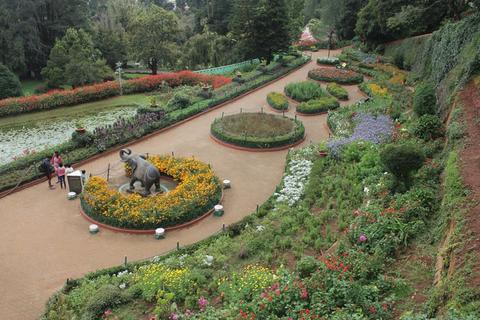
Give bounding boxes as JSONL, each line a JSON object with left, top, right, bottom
{"left": 115, "top": 61, "right": 123, "bottom": 95}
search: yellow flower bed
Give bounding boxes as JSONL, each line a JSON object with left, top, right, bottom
{"left": 82, "top": 155, "right": 222, "bottom": 229}
{"left": 368, "top": 83, "right": 389, "bottom": 96}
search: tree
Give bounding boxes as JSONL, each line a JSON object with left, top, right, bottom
{"left": 381, "top": 143, "right": 425, "bottom": 192}
{"left": 93, "top": 28, "right": 128, "bottom": 69}
{"left": 0, "top": 63, "right": 23, "bottom": 99}
{"left": 231, "top": 0, "right": 291, "bottom": 64}
{"left": 127, "top": 5, "right": 180, "bottom": 74}
{"left": 286, "top": 0, "right": 305, "bottom": 42}
{"left": 41, "top": 28, "right": 112, "bottom": 88}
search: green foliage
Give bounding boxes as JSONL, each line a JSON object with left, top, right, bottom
{"left": 93, "top": 28, "right": 128, "bottom": 69}
{"left": 381, "top": 143, "right": 425, "bottom": 191}
{"left": 41, "top": 28, "right": 113, "bottom": 88}
{"left": 82, "top": 284, "right": 132, "bottom": 320}
{"left": 413, "top": 114, "right": 443, "bottom": 140}
{"left": 413, "top": 83, "right": 437, "bottom": 116}
{"left": 266, "top": 92, "right": 289, "bottom": 111}
{"left": 127, "top": 5, "right": 179, "bottom": 74}
{"left": 296, "top": 256, "right": 320, "bottom": 278}
{"left": 326, "top": 83, "right": 349, "bottom": 100}
{"left": 231, "top": 0, "right": 291, "bottom": 63}
{"left": 297, "top": 96, "right": 340, "bottom": 114}
{"left": 284, "top": 81, "right": 325, "bottom": 102}
{"left": 0, "top": 63, "right": 22, "bottom": 99}
{"left": 71, "top": 131, "right": 94, "bottom": 147}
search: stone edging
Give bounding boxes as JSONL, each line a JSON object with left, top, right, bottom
{"left": 0, "top": 60, "right": 310, "bottom": 199}
{"left": 79, "top": 190, "right": 224, "bottom": 234}
{"left": 209, "top": 134, "right": 306, "bottom": 152}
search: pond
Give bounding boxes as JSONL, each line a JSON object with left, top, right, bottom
{"left": 0, "top": 94, "right": 149, "bottom": 165}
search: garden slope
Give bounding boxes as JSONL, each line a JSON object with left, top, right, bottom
{"left": 458, "top": 79, "right": 480, "bottom": 289}
{"left": 0, "top": 49, "right": 365, "bottom": 320}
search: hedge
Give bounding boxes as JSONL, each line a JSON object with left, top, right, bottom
{"left": 297, "top": 96, "right": 340, "bottom": 114}
{"left": 308, "top": 68, "right": 363, "bottom": 84}
{"left": 266, "top": 92, "right": 289, "bottom": 111}
{"left": 317, "top": 57, "right": 339, "bottom": 66}
{"left": 326, "top": 83, "right": 349, "bottom": 100}
{"left": 210, "top": 115, "right": 305, "bottom": 149}
{"left": 0, "top": 71, "right": 232, "bottom": 117}
{"left": 0, "top": 55, "right": 311, "bottom": 193}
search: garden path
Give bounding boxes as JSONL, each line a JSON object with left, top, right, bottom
{"left": 0, "top": 49, "right": 366, "bottom": 319}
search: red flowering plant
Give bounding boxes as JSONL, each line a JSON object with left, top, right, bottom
{"left": 308, "top": 68, "right": 363, "bottom": 85}
{"left": 0, "top": 71, "right": 231, "bottom": 117}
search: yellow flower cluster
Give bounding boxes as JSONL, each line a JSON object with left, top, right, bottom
{"left": 368, "top": 83, "right": 389, "bottom": 97}
{"left": 375, "top": 63, "right": 407, "bottom": 85}
{"left": 134, "top": 263, "right": 192, "bottom": 301}
{"left": 218, "top": 264, "right": 277, "bottom": 295}
{"left": 83, "top": 155, "right": 221, "bottom": 228}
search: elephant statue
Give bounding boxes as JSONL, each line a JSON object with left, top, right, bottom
{"left": 119, "top": 148, "right": 162, "bottom": 196}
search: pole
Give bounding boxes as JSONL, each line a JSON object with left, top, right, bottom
{"left": 176, "top": 241, "right": 180, "bottom": 250}
{"left": 107, "top": 163, "right": 110, "bottom": 182}
{"left": 124, "top": 256, "right": 127, "bottom": 267}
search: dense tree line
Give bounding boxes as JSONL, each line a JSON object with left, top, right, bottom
{"left": 0, "top": 0, "right": 303, "bottom": 93}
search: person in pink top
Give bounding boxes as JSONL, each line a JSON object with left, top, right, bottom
{"left": 57, "top": 163, "right": 66, "bottom": 189}
{"left": 51, "top": 151, "right": 63, "bottom": 183}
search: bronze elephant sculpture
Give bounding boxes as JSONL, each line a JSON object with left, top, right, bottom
{"left": 119, "top": 148, "right": 161, "bottom": 196}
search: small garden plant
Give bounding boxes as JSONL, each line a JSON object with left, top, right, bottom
{"left": 326, "top": 83, "right": 349, "bottom": 100}
{"left": 284, "top": 81, "right": 325, "bottom": 102}
{"left": 296, "top": 96, "right": 340, "bottom": 114}
{"left": 308, "top": 67, "right": 363, "bottom": 84}
{"left": 266, "top": 92, "right": 289, "bottom": 111}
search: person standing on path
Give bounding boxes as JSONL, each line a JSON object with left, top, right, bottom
{"left": 40, "top": 157, "right": 55, "bottom": 189}
{"left": 57, "top": 163, "right": 66, "bottom": 189}
{"left": 50, "top": 151, "right": 62, "bottom": 183}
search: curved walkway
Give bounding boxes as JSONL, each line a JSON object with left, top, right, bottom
{"left": 0, "top": 49, "right": 366, "bottom": 319}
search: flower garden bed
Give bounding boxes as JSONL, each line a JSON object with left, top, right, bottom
{"left": 0, "top": 71, "right": 232, "bottom": 117}
{"left": 0, "top": 55, "right": 311, "bottom": 194}
{"left": 296, "top": 96, "right": 340, "bottom": 115}
{"left": 81, "top": 155, "right": 222, "bottom": 230}
{"left": 308, "top": 68, "right": 363, "bottom": 84}
{"left": 326, "top": 83, "right": 349, "bottom": 100}
{"left": 210, "top": 113, "right": 305, "bottom": 149}
{"left": 266, "top": 92, "right": 289, "bottom": 111}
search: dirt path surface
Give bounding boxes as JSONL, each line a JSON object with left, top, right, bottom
{"left": 0, "top": 49, "right": 366, "bottom": 319}
{"left": 458, "top": 79, "right": 480, "bottom": 288}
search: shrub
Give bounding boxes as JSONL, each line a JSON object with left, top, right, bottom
{"left": 266, "top": 92, "right": 288, "bottom": 111}
{"left": 71, "top": 131, "right": 94, "bottom": 147}
{"left": 308, "top": 68, "right": 363, "bottom": 84}
{"left": 317, "top": 57, "right": 339, "bottom": 66}
{"left": 380, "top": 143, "right": 425, "bottom": 191}
{"left": 0, "top": 63, "right": 22, "bottom": 99}
{"left": 296, "top": 256, "right": 319, "bottom": 278}
{"left": 284, "top": 81, "right": 325, "bottom": 102}
{"left": 413, "top": 114, "right": 443, "bottom": 140}
{"left": 167, "top": 92, "right": 191, "bottom": 110}
{"left": 326, "top": 83, "right": 349, "bottom": 100}
{"left": 83, "top": 285, "right": 131, "bottom": 320}
{"left": 413, "top": 83, "right": 436, "bottom": 116}
{"left": 297, "top": 96, "right": 340, "bottom": 114}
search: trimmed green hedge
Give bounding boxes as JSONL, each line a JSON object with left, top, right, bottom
{"left": 326, "top": 83, "right": 349, "bottom": 100}
{"left": 284, "top": 81, "right": 325, "bottom": 102}
{"left": 210, "top": 113, "right": 305, "bottom": 149}
{"left": 297, "top": 96, "right": 340, "bottom": 114}
{"left": 317, "top": 57, "right": 339, "bottom": 66}
{"left": 308, "top": 68, "right": 363, "bottom": 85}
{"left": 266, "top": 92, "right": 289, "bottom": 111}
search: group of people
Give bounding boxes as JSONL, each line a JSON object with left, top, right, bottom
{"left": 40, "top": 151, "right": 85, "bottom": 190}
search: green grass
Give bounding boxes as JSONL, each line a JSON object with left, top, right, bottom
{"left": 122, "top": 73, "right": 149, "bottom": 80}
{"left": 0, "top": 94, "right": 148, "bottom": 131}
{"left": 20, "top": 80, "right": 46, "bottom": 96}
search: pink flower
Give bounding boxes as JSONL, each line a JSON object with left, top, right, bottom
{"left": 359, "top": 234, "right": 367, "bottom": 242}
{"left": 198, "top": 296, "right": 208, "bottom": 311}
{"left": 301, "top": 288, "right": 309, "bottom": 299}
{"left": 169, "top": 313, "right": 179, "bottom": 320}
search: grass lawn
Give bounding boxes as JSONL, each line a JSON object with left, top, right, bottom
{"left": 20, "top": 80, "right": 45, "bottom": 96}
{"left": 0, "top": 94, "right": 149, "bottom": 130}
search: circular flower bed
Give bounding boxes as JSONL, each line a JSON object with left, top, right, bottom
{"left": 266, "top": 92, "right": 289, "bottom": 111}
{"left": 308, "top": 68, "right": 363, "bottom": 84}
{"left": 284, "top": 81, "right": 325, "bottom": 102}
{"left": 211, "top": 112, "right": 305, "bottom": 149}
{"left": 81, "top": 155, "right": 222, "bottom": 230}
{"left": 297, "top": 96, "right": 340, "bottom": 115}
